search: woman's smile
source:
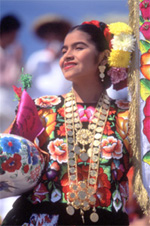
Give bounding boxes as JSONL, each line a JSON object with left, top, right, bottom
{"left": 63, "top": 61, "right": 77, "bottom": 70}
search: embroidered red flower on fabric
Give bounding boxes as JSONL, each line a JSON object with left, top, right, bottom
{"left": 57, "top": 123, "right": 66, "bottom": 137}
{"left": 35, "top": 95, "right": 61, "bottom": 107}
{"left": 101, "top": 136, "right": 123, "bottom": 159}
{"left": 48, "top": 138, "right": 67, "bottom": 164}
{"left": 2, "top": 153, "right": 22, "bottom": 172}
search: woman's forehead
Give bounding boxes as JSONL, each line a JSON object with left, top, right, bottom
{"left": 64, "top": 30, "right": 91, "bottom": 44}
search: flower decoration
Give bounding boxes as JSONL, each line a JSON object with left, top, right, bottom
{"left": 107, "top": 22, "right": 136, "bottom": 89}
{"left": 108, "top": 50, "right": 131, "bottom": 68}
{"left": 108, "top": 22, "right": 133, "bottom": 35}
{"left": 111, "top": 33, "right": 135, "bottom": 52}
{"left": 82, "top": 20, "right": 135, "bottom": 89}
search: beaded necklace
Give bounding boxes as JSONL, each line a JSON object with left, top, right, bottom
{"left": 64, "top": 90, "right": 110, "bottom": 223}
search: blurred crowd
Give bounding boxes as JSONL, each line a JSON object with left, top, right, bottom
{"left": 0, "top": 13, "right": 150, "bottom": 226}
{"left": 0, "top": 13, "right": 72, "bottom": 132}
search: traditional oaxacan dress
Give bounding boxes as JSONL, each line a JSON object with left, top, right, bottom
{"left": 1, "top": 95, "right": 132, "bottom": 225}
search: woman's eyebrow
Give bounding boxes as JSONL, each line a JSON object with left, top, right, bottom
{"left": 61, "top": 41, "right": 88, "bottom": 51}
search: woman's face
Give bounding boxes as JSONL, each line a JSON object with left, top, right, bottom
{"left": 59, "top": 30, "right": 100, "bottom": 82}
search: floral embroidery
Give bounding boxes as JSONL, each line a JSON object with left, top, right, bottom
{"left": 112, "top": 189, "right": 122, "bottom": 212}
{"left": 119, "top": 181, "right": 129, "bottom": 211}
{"left": 77, "top": 104, "right": 95, "bottom": 122}
{"left": 97, "top": 168, "right": 111, "bottom": 189}
{"left": 50, "top": 161, "right": 60, "bottom": 171}
{"left": 32, "top": 183, "right": 49, "bottom": 204}
{"left": 103, "top": 121, "right": 114, "bottom": 135}
{"left": 58, "top": 107, "right": 65, "bottom": 117}
{"left": 48, "top": 138, "right": 67, "bottom": 164}
{"left": 111, "top": 161, "right": 125, "bottom": 181}
{"left": 22, "top": 164, "right": 29, "bottom": 173}
{"left": 57, "top": 123, "right": 66, "bottom": 136}
{"left": 116, "top": 110, "right": 131, "bottom": 154}
{"left": 1, "top": 96, "right": 132, "bottom": 223}
{"left": 35, "top": 95, "right": 61, "bottom": 107}
{"left": 38, "top": 109, "right": 57, "bottom": 146}
{"left": 115, "top": 100, "right": 129, "bottom": 109}
{"left": 101, "top": 136, "right": 123, "bottom": 159}
{"left": 51, "top": 188, "right": 61, "bottom": 203}
{"left": 109, "top": 106, "right": 116, "bottom": 115}
{"left": 22, "top": 213, "right": 59, "bottom": 226}
{"left": 0, "top": 136, "right": 21, "bottom": 154}
{"left": 2, "top": 153, "right": 22, "bottom": 172}
{"left": 96, "top": 187, "right": 111, "bottom": 207}
{"left": 30, "top": 165, "right": 41, "bottom": 181}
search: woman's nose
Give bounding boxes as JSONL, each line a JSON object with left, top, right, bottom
{"left": 64, "top": 49, "right": 74, "bottom": 60}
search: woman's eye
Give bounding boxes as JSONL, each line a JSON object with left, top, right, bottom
{"left": 61, "top": 50, "right": 66, "bottom": 55}
{"left": 76, "top": 46, "right": 84, "bottom": 50}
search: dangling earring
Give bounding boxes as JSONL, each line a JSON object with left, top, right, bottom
{"left": 98, "top": 65, "right": 106, "bottom": 82}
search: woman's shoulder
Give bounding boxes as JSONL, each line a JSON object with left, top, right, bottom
{"left": 34, "top": 94, "right": 64, "bottom": 109}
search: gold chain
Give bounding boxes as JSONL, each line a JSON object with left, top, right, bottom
{"left": 64, "top": 90, "right": 110, "bottom": 223}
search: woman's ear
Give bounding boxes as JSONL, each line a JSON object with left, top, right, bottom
{"left": 98, "top": 49, "right": 110, "bottom": 66}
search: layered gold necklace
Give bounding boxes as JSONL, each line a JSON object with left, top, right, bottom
{"left": 64, "top": 90, "right": 110, "bottom": 223}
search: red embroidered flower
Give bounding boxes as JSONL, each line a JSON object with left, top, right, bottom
{"left": 32, "top": 183, "right": 49, "bottom": 203}
{"left": 23, "top": 164, "right": 29, "bottom": 173}
{"left": 109, "top": 106, "right": 116, "bottom": 115}
{"left": 58, "top": 107, "right": 65, "bottom": 117}
{"left": 101, "top": 136, "right": 123, "bottom": 159}
{"left": 48, "top": 138, "right": 67, "bottom": 164}
{"left": 2, "top": 153, "right": 22, "bottom": 172}
{"left": 96, "top": 187, "right": 111, "bottom": 207}
{"left": 97, "top": 167, "right": 111, "bottom": 189}
{"left": 50, "top": 161, "right": 60, "bottom": 171}
{"left": 103, "top": 121, "right": 114, "bottom": 135}
{"left": 77, "top": 105, "right": 95, "bottom": 122}
{"left": 57, "top": 123, "right": 66, "bottom": 137}
{"left": 35, "top": 95, "right": 61, "bottom": 107}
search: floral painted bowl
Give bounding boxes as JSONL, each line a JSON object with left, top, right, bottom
{"left": 0, "top": 133, "right": 45, "bottom": 198}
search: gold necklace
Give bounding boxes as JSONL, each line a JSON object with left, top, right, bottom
{"left": 64, "top": 90, "right": 110, "bottom": 223}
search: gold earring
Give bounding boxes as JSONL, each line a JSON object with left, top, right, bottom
{"left": 98, "top": 65, "right": 106, "bottom": 82}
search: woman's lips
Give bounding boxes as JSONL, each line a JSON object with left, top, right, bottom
{"left": 63, "top": 62, "right": 77, "bottom": 70}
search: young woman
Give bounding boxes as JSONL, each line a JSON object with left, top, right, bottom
{"left": 1, "top": 21, "right": 134, "bottom": 225}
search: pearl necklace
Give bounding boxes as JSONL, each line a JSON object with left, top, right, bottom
{"left": 64, "top": 90, "right": 110, "bottom": 223}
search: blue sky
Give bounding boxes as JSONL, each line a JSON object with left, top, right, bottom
{"left": 1, "top": 0, "right": 129, "bottom": 61}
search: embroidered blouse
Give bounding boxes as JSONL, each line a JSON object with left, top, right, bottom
{"left": 1, "top": 95, "right": 132, "bottom": 226}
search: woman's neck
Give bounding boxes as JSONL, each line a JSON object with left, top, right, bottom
{"left": 72, "top": 81, "right": 104, "bottom": 103}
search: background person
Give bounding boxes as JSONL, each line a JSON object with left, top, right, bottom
{"left": 25, "top": 14, "right": 72, "bottom": 98}
{"left": 0, "top": 14, "right": 23, "bottom": 131}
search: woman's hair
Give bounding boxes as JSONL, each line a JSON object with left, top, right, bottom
{"left": 68, "top": 22, "right": 110, "bottom": 52}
